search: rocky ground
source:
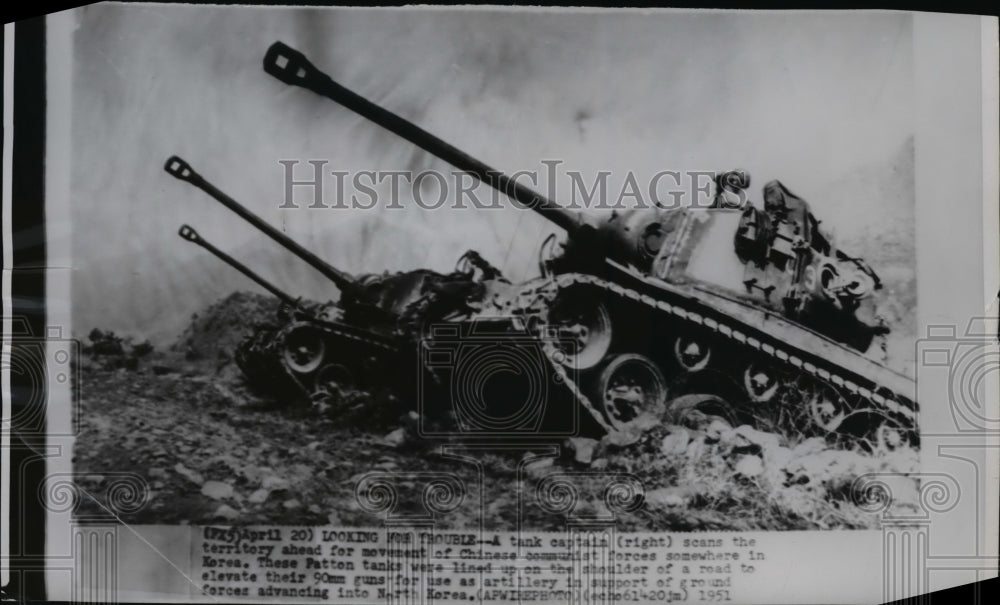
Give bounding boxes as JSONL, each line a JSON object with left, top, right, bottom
{"left": 72, "top": 292, "right": 920, "bottom": 530}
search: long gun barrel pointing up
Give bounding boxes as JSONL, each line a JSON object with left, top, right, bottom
{"left": 262, "top": 41, "right": 586, "bottom": 236}
{"left": 165, "top": 156, "right": 359, "bottom": 297}
{"left": 177, "top": 224, "right": 298, "bottom": 306}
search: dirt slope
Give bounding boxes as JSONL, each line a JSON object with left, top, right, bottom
{"left": 73, "top": 293, "right": 919, "bottom": 530}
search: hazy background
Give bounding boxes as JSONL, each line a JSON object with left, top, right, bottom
{"left": 69, "top": 6, "right": 915, "bottom": 372}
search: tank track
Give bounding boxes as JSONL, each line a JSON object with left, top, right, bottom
{"left": 509, "top": 270, "right": 917, "bottom": 449}
{"left": 233, "top": 268, "right": 917, "bottom": 450}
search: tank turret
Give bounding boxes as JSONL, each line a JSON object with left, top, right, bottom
{"left": 167, "top": 154, "right": 505, "bottom": 411}
{"left": 167, "top": 156, "right": 461, "bottom": 409}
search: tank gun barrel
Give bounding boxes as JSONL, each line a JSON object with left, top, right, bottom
{"left": 177, "top": 224, "right": 298, "bottom": 306}
{"left": 165, "top": 156, "right": 360, "bottom": 297}
{"left": 262, "top": 41, "right": 586, "bottom": 236}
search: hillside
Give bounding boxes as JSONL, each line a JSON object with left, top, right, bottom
{"left": 73, "top": 292, "right": 920, "bottom": 529}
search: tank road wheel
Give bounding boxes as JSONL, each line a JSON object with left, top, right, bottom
{"left": 548, "top": 298, "right": 613, "bottom": 370}
{"left": 281, "top": 324, "right": 326, "bottom": 374}
{"left": 596, "top": 354, "right": 668, "bottom": 429}
{"left": 743, "top": 362, "right": 780, "bottom": 403}
{"left": 673, "top": 336, "right": 711, "bottom": 372}
{"left": 875, "top": 420, "right": 912, "bottom": 452}
{"left": 315, "top": 363, "right": 355, "bottom": 394}
{"left": 806, "top": 381, "right": 850, "bottom": 433}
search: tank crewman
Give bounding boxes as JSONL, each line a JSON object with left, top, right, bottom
{"left": 710, "top": 169, "right": 752, "bottom": 209}
{"left": 761, "top": 180, "right": 811, "bottom": 243}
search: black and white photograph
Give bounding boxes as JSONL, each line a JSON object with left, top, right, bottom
{"left": 68, "top": 5, "right": 921, "bottom": 530}
{"left": 3, "top": 3, "right": 997, "bottom": 604}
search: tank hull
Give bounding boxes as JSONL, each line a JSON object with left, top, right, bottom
{"left": 471, "top": 263, "right": 916, "bottom": 446}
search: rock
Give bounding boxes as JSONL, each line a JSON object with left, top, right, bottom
{"left": 248, "top": 489, "right": 270, "bottom": 504}
{"left": 771, "top": 484, "right": 818, "bottom": 518}
{"left": 791, "top": 437, "right": 828, "bottom": 458}
{"left": 308, "top": 504, "right": 321, "bottom": 514}
{"left": 684, "top": 436, "right": 709, "bottom": 462}
{"left": 262, "top": 475, "right": 290, "bottom": 491}
{"left": 602, "top": 412, "right": 662, "bottom": 448}
{"left": 763, "top": 444, "right": 793, "bottom": 468}
{"left": 152, "top": 480, "right": 165, "bottom": 490}
{"left": 785, "top": 450, "right": 869, "bottom": 488}
{"left": 733, "top": 455, "right": 764, "bottom": 478}
{"left": 148, "top": 467, "right": 168, "bottom": 480}
{"left": 591, "top": 458, "right": 609, "bottom": 470}
{"left": 602, "top": 429, "right": 641, "bottom": 448}
{"left": 705, "top": 420, "right": 732, "bottom": 443}
{"left": 241, "top": 465, "right": 269, "bottom": 484}
{"left": 212, "top": 504, "right": 240, "bottom": 521}
{"left": 730, "top": 425, "right": 782, "bottom": 456}
{"left": 307, "top": 441, "right": 321, "bottom": 451}
{"left": 523, "top": 457, "right": 554, "bottom": 479}
{"left": 645, "top": 486, "right": 691, "bottom": 508}
{"left": 761, "top": 446, "right": 794, "bottom": 486}
{"left": 630, "top": 411, "right": 663, "bottom": 433}
{"left": 174, "top": 463, "right": 203, "bottom": 485}
{"left": 660, "top": 428, "right": 691, "bottom": 456}
{"left": 201, "top": 481, "right": 234, "bottom": 500}
{"left": 327, "top": 511, "right": 341, "bottom": 525}
{"left": 565, "top": 437, "right": 599, "bottom": 465}
{"left": 383, "top": 428, "right": 407, "bottom": 448}
{"left": 282, "top": 499, "right": 301, "bottom": 510}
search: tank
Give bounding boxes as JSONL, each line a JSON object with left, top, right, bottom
{"left": 258, "top": 41, "right": 918, "bottom": 448}
{"left": 166, "top": 156, "right": 495, "bottom": 409}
